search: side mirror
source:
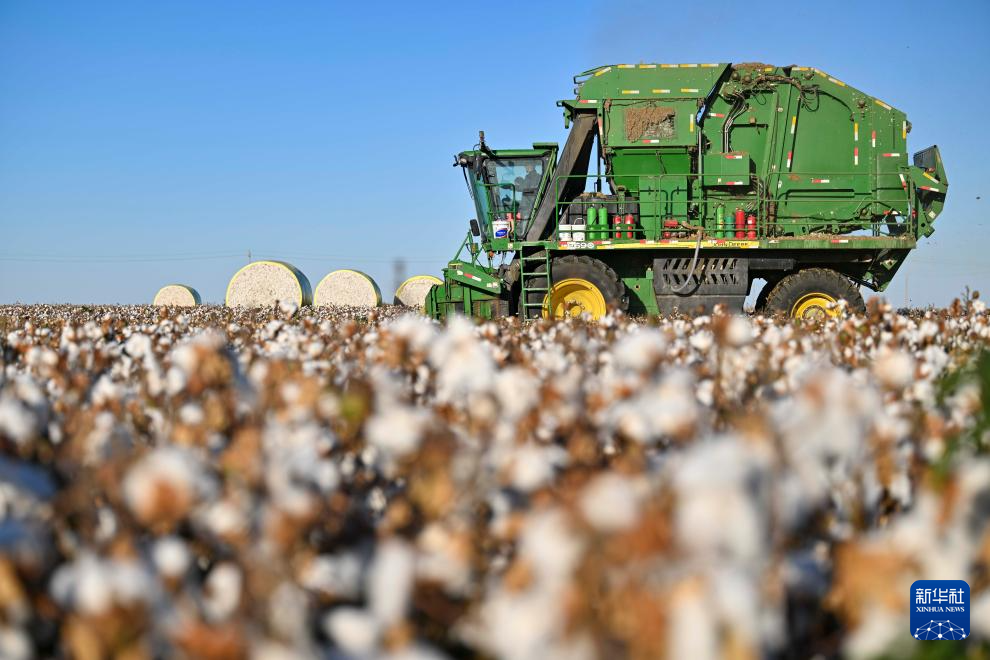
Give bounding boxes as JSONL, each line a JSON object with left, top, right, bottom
{"left": 469, "top": 219, "right": 481, "bottom": 237}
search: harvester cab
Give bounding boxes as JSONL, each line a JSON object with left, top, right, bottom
{"left": 426, "top": 62, "right": 948, "bottom": 322}
{"left": 456, "top": 135, "right": 558, "bottom": 243}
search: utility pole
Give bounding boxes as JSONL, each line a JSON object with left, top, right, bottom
{"left": 247, "top": 249, "right": 252, "bottom": 264}
{"left": 904, "top": 271, "right": 909, "bottom": 308}
{"left": 392, "top": 258, "right": 407, "bottom": 300}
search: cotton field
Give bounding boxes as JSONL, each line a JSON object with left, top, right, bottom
{"left": 1, "top": 300, "right": 989, "bottom": 659}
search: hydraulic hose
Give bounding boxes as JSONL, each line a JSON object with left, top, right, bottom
{"left": 670, "top": 228, "right": 704, "bottom": 294}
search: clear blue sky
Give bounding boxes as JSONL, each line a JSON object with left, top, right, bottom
{"left": 1, "top": 0, "right": 987, "bottom": 305}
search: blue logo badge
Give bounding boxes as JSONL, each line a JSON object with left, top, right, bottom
{"left": 910, "top": 580, "right": 969, "bottom": 640}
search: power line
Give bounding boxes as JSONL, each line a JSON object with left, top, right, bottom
{"left": 0, "top": 250, "right": 447, "bottom": 265}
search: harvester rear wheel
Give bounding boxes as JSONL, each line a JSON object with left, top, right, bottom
{"left": 764, "top": 268, "right": 865, "bottom": 320}
{"left": 753, "top": 277, "right": 779, "bottom": 314}
{"left": 528, "top": 254, "right": 627, "bottom": 320}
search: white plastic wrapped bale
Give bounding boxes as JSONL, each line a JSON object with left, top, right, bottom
{"left": 313, "top": 270, "right": 382, "bottom": 308}
{"left": 225, "top": 261, "right": 313, "bottom": 307}
{"left": 394, "top": 275, "right": 442, "bottom": 310}
{"left": 153, "top": 284, "right": 201, "bottom": 307}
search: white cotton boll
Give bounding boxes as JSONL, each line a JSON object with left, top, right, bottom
{"left": 324, "top": 607, "right": 380, "bottom": 656}
{"left": 153, "top": 536, "right": 191, "bottom": 578}
{"left": 369, "top": 539, "right": 415, "bottom": 626}
{"left": 429, "top": 317, "right": 495, "bottom": 402}
{"left": 612, "top": 329, "right": 666, "bottom": 371}
{"left": 387, "top": 314, "right": 438, "bottom": 353}
{"left": 0, "top": 626, "right": 32, "bottom": 660}
{"left": 170, "top": 343, "right": 198, "bottom": 374}
{"left": 72, "top": 558, "right": 113, "bottom": 615}
{"left": 365, "top": 406, "right": 427, "bottom": 456}
{"left": 204, "top": 562, "right": 242, "bottom": 622}
{"left": 165, "top": 367, "right": 187, "bottom": 395}
{"left": 0, "top": 394, "right": 37, "bottom": 443}
{"left": 579, "top": 472, "right": 640, "bottom": 532}
{"left": 494, "top": 367, "right": 539, "bottom": 421}
{"left": 872, "top": 349, "right": 914, "bottom": 389}
{"left": 123, "top": 447, "right": 215, "bottom": 522}
{"left": 249, "top": 641, "right": 306, "bottom": 660}
{"left": 268, "top": 582, "right": 309, "bottom": 641}
{"left": 199, "top": 499, "right": 247, "bottom": 538}
{"left": 124, "top": 333, "right": 152, "bottom": 360}
{"left": 667, "top": 581, "right": 718, "bottom": 660}
{"left": 673, "top": 438, "right": 766, "bottom": 562}
{"left": 510, "top": 444, "right": 557, "bottom": 492}
{"left": 696, "top": 379, "right": 715, "bottom": 407}
{"left": 689, "top": 330, "right": 714, "bottom": 352}
{"left": 519, "top": 510, "right": 583, "bottom": 587}
{"left": 299, "top": 553, "right": 363, "bottom": 599}
{"left": 109, "top": 561, "right": 154, "bottom": 606}
{"left": 725, "top": 316, "right": 753, "bottom": 346}
{"left": 178, "top": 403, "right": 205, "bottom": 426}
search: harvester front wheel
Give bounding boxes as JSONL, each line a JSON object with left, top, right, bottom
{"left": 764, "top": 268, "right": 865, "bottom": 320}
{"left": 535, "top": 255, "right": 627, "bottom": 320}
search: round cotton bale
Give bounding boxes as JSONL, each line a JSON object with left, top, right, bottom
{"left": 153, "top": 284, "right": 201, "bottom": 307}
{"left": 394, "top": 275, "right": 443, "bottom": 309}
{"left": 225, "top": 260, "right": 313, "bottom": 307}
{"left": 313, "top": 269, "right": 382, "bottom": 308}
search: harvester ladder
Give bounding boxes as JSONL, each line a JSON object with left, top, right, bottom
{"left": 519, "top": 247, "right": 551, "bottom": 320}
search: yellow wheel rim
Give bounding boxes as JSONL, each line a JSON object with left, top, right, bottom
{"left": 792, "top": 292, "right": 839, "bottom": 320}
{"left": 543, "top": 278, "right": 607, "bottom": 319}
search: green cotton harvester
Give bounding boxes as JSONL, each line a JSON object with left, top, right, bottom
{"left": 426, "top": 62, "right": 947, "bottom": 320}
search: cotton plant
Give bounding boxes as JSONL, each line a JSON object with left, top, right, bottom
{"left": 0, "top": 301, "right": 987, "bottom": 658}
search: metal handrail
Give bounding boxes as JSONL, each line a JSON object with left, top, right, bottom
{"left": 547, "top": 170, "right": 916, "bottom": 241}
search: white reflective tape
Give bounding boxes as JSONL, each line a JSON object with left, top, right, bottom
{"left": 594, "top": 67, "right": 612, "bottom": 76}
{"left": 854, "top": 122, "right": 859, "bottom": 141}
{"left": 828, "top": 77, "right": 846, "bottom": 86}
{"left": 875, "top": 99, "right": 891, "bottom": 110}
{"left": 652, "top": 88, "right": 670, "bottom": 94}
{"left": 621, "top": 89, "right": 640, "bottom": 94}
{"left": 679, "top": 63, "right": 698, "bottom": 68}
{"left": 681, "top": 88, "right": 699, "bottom": 93}
{"left": 790, "top": 116, "right": 796, "bottom": 134}
{"left": 618, "top": 64, "right": 635, "bottom": 68}
{"left": 638, "top": 64, "right": 657, "bottom": 69}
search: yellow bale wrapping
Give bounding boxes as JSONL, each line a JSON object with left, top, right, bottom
{"left": 394, "top": 275, "right": 442, "bottom": 310}
{"left": 225, "top": 261, "right": 313, "bottom": 307}
{"left": 313, "top": 269, "right": 382, "bottom": 308}
{"left": 153, "top": 284, "right": 201, "bottom": 307}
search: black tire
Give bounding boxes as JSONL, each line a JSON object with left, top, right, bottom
{"left": 753, "top": 277, "right": 779, "bottom": 314}
{"left": 764, "top": 268, "right": 865, "bottom": 319}
{"left": 525, "top": 253, "right": 628, "bottom": 318}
